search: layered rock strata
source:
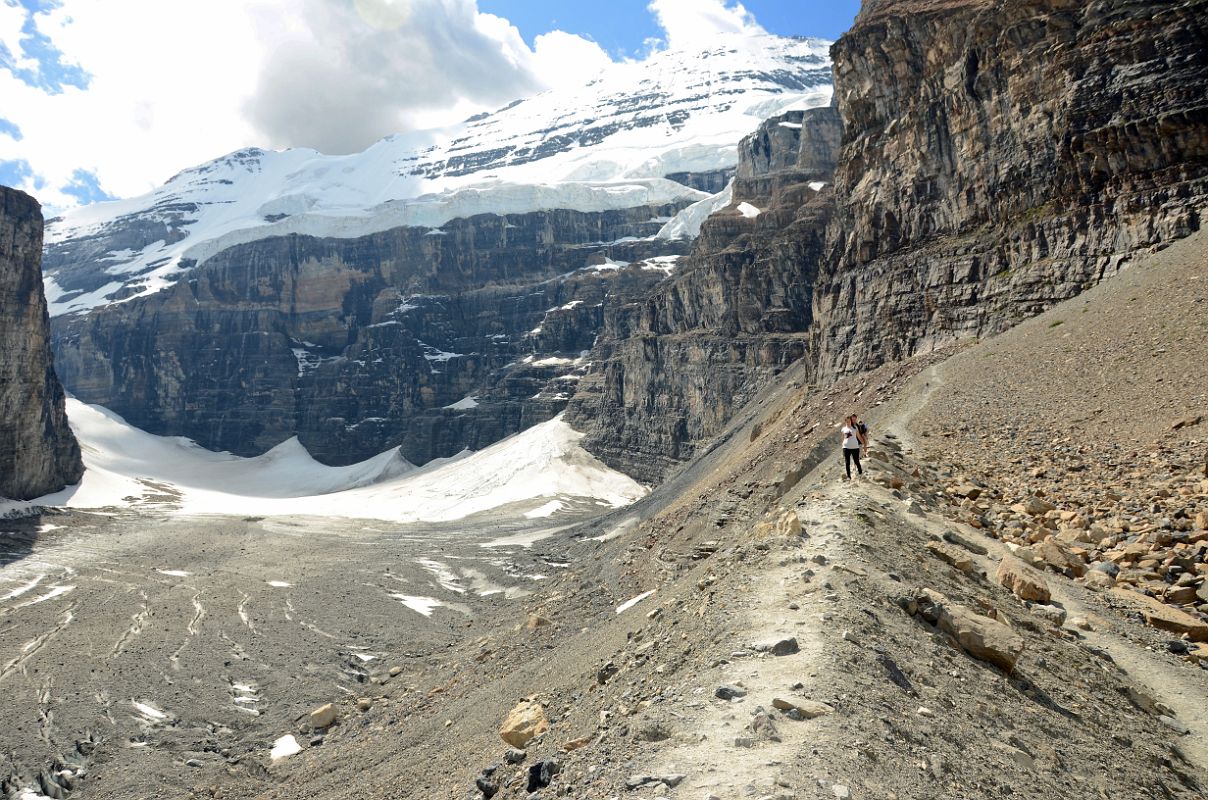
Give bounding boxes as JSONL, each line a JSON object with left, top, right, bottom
{"left": 0, "top": 187, "right": 83, "bottom": 499}
{"left": 573, "top": 0, "right": 1208, "bottom": 481}
{"left": 53, "top": 206, "right": 686, "bottom": 464}
{"left": 811, "top": 0, "right": 1208, "bottom": 376}
{"left": 568, "top": 107, "right": 844, "bottom": 482}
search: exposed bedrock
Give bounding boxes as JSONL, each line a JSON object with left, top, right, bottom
{"left": 569, "top": 106, "right": 844, "bottom": 483}
{"left": 0, "top": 187, "right": 83, "bottom": 499}
{"left": 52, "top": 206, "right": 687, "bottom": 465}
{"left": 811, "top": 0, "right": 1208, "bottom": 376}
{"left": 571, "top": 0, "right": 1208, "bottom": 481}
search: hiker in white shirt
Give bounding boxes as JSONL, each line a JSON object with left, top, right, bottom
{"left": 841, "top": 414, "right": 867, "bottom": 480}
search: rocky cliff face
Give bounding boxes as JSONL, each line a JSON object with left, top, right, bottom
{"left": 568, "top": 106, "right": 844, "bottom": 482}
{"left": 0, "top": 187, "right": 83, "bottom": 500}
{"left": 811, "top": 0, "right": 1208, "bottom": 376}
{"left": 571, "top": 0, "right": 1208, "bottom": 482}
{"left": 53, "top": 206, "right": 686, "bottom": 464}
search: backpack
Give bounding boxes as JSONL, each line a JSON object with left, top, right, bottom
{"left": 857, "top": 421, "right": 869, "bottom": 438}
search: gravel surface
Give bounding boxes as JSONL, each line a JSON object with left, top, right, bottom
{"left": 2, "top": 234, "right": 1205, "bottom": 800}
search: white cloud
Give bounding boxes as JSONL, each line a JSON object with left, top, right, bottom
{"left": 530, "top": 30, "right": 615, "bottom": 92}
{"left": 1, "top": 0, "right": 268, "bottom": 209}
{"left": 242, "top": 1, "right": 556, "bottom": 155}
{"left": 0, "top": 0, "right": 36, "bottom": 73}
{"left": 0, "top": 0, "right": 772, "bottom": 213}
{"left": 647, "top": 0, "right": 765, "bottom": 50}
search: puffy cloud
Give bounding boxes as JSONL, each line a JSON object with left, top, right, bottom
{"left": 647, "top": 0, "right": 765, "bottom": 50}
{"left": 0, "top": 1, "right": 35, "bottom": 73}
{"left": 0, "top": 0, "right": 268, "bottom": 209}
{"left": 530, "top": 30, "right": 615, "bottom": 92}
{"left": 241, "top": 0, "right": 553, "bottom": 155}
{"left": 0, "top": 0, "right": 771, "bottom": 212}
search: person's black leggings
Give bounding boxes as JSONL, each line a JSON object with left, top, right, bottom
{"left": 843, "top": 447, "right": 862, "bottom": 478}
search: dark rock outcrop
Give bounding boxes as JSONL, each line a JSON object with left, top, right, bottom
{"left": 0, "top": 187, "right": 83, "bottom": 499}
{"left": 568, "top": 107, "right": 844, "bottom": 482}
{"left": 53, "top": 206, "right": 686, "bottom": 464}
{"left": 811, "top": 0, "right": 1208, "bottom": 377}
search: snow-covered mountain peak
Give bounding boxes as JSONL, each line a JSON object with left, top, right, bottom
{"left": 44, "top": 33, "right": 833, "bottom": 316}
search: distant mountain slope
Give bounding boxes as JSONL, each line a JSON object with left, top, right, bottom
{"left": 44, "top": 34, "right": 832, "bottom": 317}
{"left": 46, "top": 33, "right": 833, "bottom": 466}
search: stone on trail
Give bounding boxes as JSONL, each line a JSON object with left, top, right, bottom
{"left": 527, "top": 759, "right": 561, "bottom": 792}
{"left": 560, "top": 735, "right": 591, "bottom": 753}
{"left": 748, "top": 708, "right": 782, "bottom": 742}
{"left": 499, "top": 700, "right": 549, "bottom": 748}
{"left": 504, "top": 747, "right": 526, "bottom": 764}
{"left": 772, "top": 697, "right": 834, "bottom": 719}
{"left": 625, "top": 773, "right": 684, "bottom": 790}
{"left": 927, "top": 540, "right": 974, "bottom": 573}
{"left": 1018, "top": 495, "right": 1056, "bottom": 516}
{"left": 475, "top": 765, "right": 499, "bottom": 799}
{"left": 996, "top": 556, "right": 1051, "bottom": 603}
{"left": 943, "top": 529, "right": 989, "bottom": 555}
{"left": 1171, "top": 414, "right": 1202, "bottom": 431}
{"left": 1159, "top": 715, "right": 1191, "bottom": 735}
{"left": 308, "top": 702, "right": 338, "bottom": 729}
{"left": 770, "top": 637, "right": 800, "bottom": 656}
{"left": 715, "top": 684, "right": 747, "bottom": 700}
{"left": 913, "top": 589, "right": 1024, "bottom": 673}
{"left": 1030, "top": 538, "right": 1087, "bottom": 577}
{"left": 525, "top": 614, "right": 552, "bottom": 630}
{"left": 1030, "top": 603, "right": 1067, "bottom": 627}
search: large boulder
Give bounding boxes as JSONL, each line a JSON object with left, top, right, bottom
{"left": 996, "top": 556, "right": 1051, "bottom": 604}
{"left": 500, "top": 700, "right": 549, "bottom": 748}
{"left": 913, "top": 589, "right": 1024, "bottom": 673}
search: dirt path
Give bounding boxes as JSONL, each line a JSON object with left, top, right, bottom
{"left": 648, "top": 336, "right": 1208, "bottom": 796}
{"left": 652, "top": 496, "right": 846, "bottom": 799}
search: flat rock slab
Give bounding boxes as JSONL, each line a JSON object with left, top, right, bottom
{"left": 1111, "top": 588, "right": 1208, "bottom": 642}
{"left": 915, "top": 589, "right": 1024, "bottom": 673}
{"left": 772, "top": 697, "right": 834, "bottom": 719}
{"left": 927, "top": 540, "right": 974, "bottom": 572}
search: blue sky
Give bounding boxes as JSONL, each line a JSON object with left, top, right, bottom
{"left": 1, "top": 0, "right": 857, "bottom": 213}
{"left": 479, "top": 1, "right": 861, "bottom": 55}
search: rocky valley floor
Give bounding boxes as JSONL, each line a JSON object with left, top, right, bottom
{"left": 2, "top": 234, "right": 1206, "bottom": 799}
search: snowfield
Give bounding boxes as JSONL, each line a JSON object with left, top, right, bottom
{"left": 33, "top": 400, "right": 646, "bottom": 523}
{"left": 45, "top": 34, "right": 832, "bottom": 316}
